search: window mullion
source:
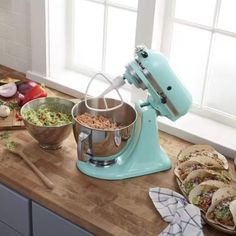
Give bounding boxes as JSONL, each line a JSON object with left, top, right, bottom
{"left": 135, "top": 0, "right": 156, "bottom": 47}
{"left": 66, "top": 0, "right": 75, "bottom": 70}
{"left": 173, "top": 18, "right": 236, "bottom": 37}
{"left": 201, "top": 0, "right": 222, "bottom": 108}
{"left": 213, "top": 0, "right": 222, "bottom": 28}
{"left": 106, "top": 1, "right": 137, "bottom": 12}
{"left": 101, "top": 1, "right": 108, "bottom": 72}
{"left": 130, "top": 0, "right": 157, "bottom": 103}
{"left": 173, "top": 18, "right": 215, "bottom": 32}
{"left": 159, "top": 0, "right": 176, "bottom": 57}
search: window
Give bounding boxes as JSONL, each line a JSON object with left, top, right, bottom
{"left": 159, "top": 0, "right": 236, "bottom": 128}
{"left": 68, "top": 0, "right": 138, "bottom": 76}
{"left": 65, "top": 0, "right": 155, "bottom": 100}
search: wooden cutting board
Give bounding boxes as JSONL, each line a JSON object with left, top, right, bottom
{"left": 0, "top": 68, "right": 27, "bottom": 130}
{"left": 0, "top": 110, "right": 24, "bottom": 130}
{"left": 0, "top": 96, "right": 24, "bottom": 130}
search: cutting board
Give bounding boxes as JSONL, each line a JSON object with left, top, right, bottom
{"left": 0, "top": 110, "right": 24, "bottom": 130}
{"left": 0, "top": 70, "right": 27, "bottom": 130}
{"left": 0, "top": 95, "right": 25, "bottom": 130}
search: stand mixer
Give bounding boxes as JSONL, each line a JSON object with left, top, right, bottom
{"left": 72, "top": 46, "right": 192, "bottom": 180}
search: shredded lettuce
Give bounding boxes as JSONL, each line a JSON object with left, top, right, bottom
{"left": 22, "top": 107, "right": 72, "bottom": 126}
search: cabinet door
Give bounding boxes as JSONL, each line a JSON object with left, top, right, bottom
{"left": 32, "top": 202, "right": 93, "bottom": 236}
{"left": 0, "top": 184, "right": 30, "bottom": 236}
{"left": 0, "top": 221, "right": 23, "bottom": 236}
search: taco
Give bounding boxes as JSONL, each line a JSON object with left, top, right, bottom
{"left": 174, "top": 155, "right": 227, "bottom": 182}
{"left": 174, "top": 161, "right": 207, "bottom": 182}
{"left": 182, "top": 169, "right": 231, "bottom": 195}
{"left": 177, "top": 144, "right": 228, "bottom": 169}
{"left": 206, "top": 187, "right": 236, "bottom": 230}
{"left": 188, "top": 180, "right": 229, "bottom": 213}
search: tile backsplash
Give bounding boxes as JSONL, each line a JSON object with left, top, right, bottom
{"left": 0, "top": 0, "right": 31, "bottom": 73}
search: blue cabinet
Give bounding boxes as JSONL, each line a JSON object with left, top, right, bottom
{"left": 0, "top": 184, "right": 31, "bottom": 236}
{"left": 0, "top": 221, "right": 23, "bottom": 236}
{"left": 0, "top": 184, "right": 93, "bottom": 236}
{"left": 32, "top": 202, "right": 93, "bottom": 236}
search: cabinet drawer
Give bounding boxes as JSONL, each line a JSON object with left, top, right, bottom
{"left": 0, "top": 184, "right": 30, "bottom": 236}
{"left": 0, "top": 221, "right": 22, "bottom": 236}
{"left": 32, "top": 202, "right": 93, "bottom": 236}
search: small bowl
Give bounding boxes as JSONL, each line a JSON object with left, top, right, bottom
{"left": 21, "top": 97, "right": 75, "bottom": 149}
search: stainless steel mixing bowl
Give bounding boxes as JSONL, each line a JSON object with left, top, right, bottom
{"left": 21, "top": 97, "right": 75, "bottom": 149}
{"left": 72, "top": 98, "right": 137, "bottom": 166}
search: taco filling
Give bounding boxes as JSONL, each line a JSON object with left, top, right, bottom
{"left": 185, "top": 177, "right": 206, "bottom": 194}
{"left": 184, "top": 173, "right": 230, "bottom": 195}
{"left": 192, "top": 186, "right": 218, "bottom": 212}
{"left": 178, "top": 163, "right": 205, "bottom": 181}
{"left": 207, "top": 197, "right": 236, "bottom": 227}
{"left": 181, "top": 150, "right": 224, "bottom": 167}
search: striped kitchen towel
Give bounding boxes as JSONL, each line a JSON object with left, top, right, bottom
{"left": 149, "top": 187, "right": 203, "bottom": 236}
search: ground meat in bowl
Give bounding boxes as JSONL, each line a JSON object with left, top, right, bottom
{"left": 76, "top": 112, "right": 123, "bottom": 130}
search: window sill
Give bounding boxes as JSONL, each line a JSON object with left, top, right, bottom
{"left": 27, "top": 69, "right": 236, "bottom": 159}
{"left": 26, "top": 70, "right": 132, "bottom": 102}
{"left": 158, "top": 114, "right": 236, "bottom": 158}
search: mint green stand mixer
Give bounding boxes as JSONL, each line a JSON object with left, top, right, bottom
{"left": 72, "top": 46, "right": 192, "bottom": 180}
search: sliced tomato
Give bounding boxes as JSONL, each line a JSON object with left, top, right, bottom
{"left": 15, "top": 111, "right": 22, "bottom": 121}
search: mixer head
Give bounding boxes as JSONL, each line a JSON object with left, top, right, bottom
{"left": 124, "top": 45, "right": 192, "bottom": 121}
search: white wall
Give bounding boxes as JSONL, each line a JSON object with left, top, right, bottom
{"left": 0, "top": 0, "right": 31, "bottom": 73}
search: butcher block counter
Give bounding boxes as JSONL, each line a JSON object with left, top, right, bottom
{"left": 0, "top": 67, "right": 235, "bottom": 236}
{"left": 0, "top": 129, "right": 235, "bottom": 236}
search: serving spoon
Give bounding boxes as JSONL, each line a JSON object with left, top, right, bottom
{"left": 6, "top": 141, "right": 54, "bottom": 189}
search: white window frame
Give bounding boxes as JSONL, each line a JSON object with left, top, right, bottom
{"left": 27, "top": 0, "right": 236, "bottom": 158}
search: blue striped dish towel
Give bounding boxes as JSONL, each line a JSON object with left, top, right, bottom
{"left": 149, "top": 187, "right": 203, "bottom": 236}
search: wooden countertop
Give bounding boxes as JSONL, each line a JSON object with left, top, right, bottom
{"left": 0, "top": 66, "right": 235, "bottom": 236}
{"left": 0, "top": 129, "right": 235, "bottom": 236}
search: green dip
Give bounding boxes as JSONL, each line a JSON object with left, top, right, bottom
{"left": 22, "top": 107, "right": 72, "bottom": 126}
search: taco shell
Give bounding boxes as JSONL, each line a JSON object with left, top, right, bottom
{"left": 182, "top": 169, "right": 231, "bottom": 195}
{"left": 177, "top": 144, "right": 215, "bottom": 162}
{"left": 188, "top": 180, "right": 229, "bottom": 213}
{"left": 174, "top": 155, "right": 227, "bottom": 183}
{"left": 229, "top": 200, "right": 236, "bottom": 229}
{"left": 177, "top": 144, "right": 228, "bottom": 169}
{"left": 190, "top": 155, "right": 226, "bottom": 169}
{"left": 211, "top": 187, "right": 236, "bottom": 204}
{"left": 206, "top": 187, "right": 236, "bottom": 230}
{"left": 174, "top": 160, "right": 207, "bottom": 182}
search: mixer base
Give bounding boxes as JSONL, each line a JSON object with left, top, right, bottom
{"left": 76, "top": 148, "right": 171, "bottom": 180}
